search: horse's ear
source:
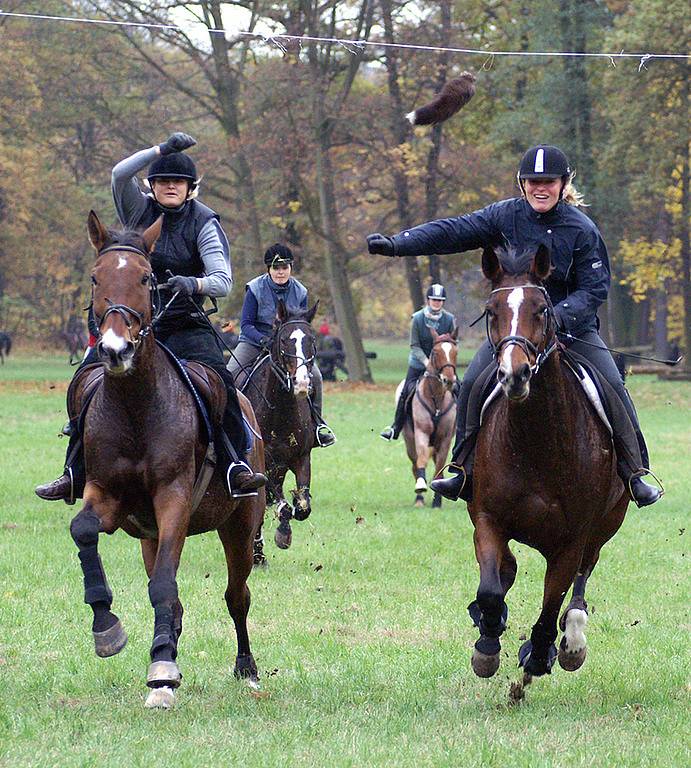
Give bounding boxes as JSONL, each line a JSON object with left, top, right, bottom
{"left": 450, "top": 326, "right": 458, "bottom": 341}
{"left": 481, "top": 246, "right": 502, "bottom": 282}
{"left": 142, "top": 216, "right": 163, "bottom": 255}
{"left": 305, "top": 300, "right": 319, "bottom": 325}
{"left": 531, "top": 243, "right": 552, "bottom": 281}
{"left": 87, "top": 210, "right": 108, "bottom": 253}
{"left": 276, "top": 299, "right": 288, "bottom": 323}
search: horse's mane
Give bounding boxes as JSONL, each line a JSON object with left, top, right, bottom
{"left": 104, "top": 226, "right": 147, "bottom": 252}
{"left": 494, "top": 245, "right": 542, "bottom": 279}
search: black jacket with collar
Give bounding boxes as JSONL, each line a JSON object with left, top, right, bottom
{"left": 390, "top": 197, "right": 610, "bottom": 336}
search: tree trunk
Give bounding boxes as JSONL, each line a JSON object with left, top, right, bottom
{"left": 380, "top": 0, "right": 423, "bottom": 309}
{"left": 314, "top": 124, "right": 372, "bottom": 381}
{"left": 681, "top": 70, "right": 690, "bottom": 372}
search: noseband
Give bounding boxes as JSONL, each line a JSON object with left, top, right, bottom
{"left": 269, "top": 319, "right": 316, "bottom": 393}
{"left": 486, "top": 284, "right": 558, "bottom": 375}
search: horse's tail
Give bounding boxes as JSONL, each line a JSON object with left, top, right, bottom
{"left": 406, "top": 72, "right": 476, "bottom": 126}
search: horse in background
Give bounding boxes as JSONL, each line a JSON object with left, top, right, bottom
{"left": 240, "top": 300, "right": 319, "bottom": 551}
{"left": 64, "top": 211, "right": 265, "bottom": 709}
{"left": 0, "top": 331, "right": 11, "bottom": 364}
{"left": 60, "top": 325, "right": 88, "bottom": 365}
{"left": 400, "top": 328, "right": 458, "bottom": 507}
{"left": 467, "top": 244, "right": 629, "bottom": 695}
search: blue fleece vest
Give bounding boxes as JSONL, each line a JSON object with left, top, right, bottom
{"left": 239, "top": 274, "right": 308, "bottom": 343}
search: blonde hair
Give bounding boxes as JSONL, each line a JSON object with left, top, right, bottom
{"left": 562, "top": 172, "right": 588, "bottom": 207}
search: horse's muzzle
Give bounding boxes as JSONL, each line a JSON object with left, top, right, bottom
{"left": 97, "top": 339, "right": 136, "bottom": 374}
{"left": 498, "top": 363, "right": 531, "bottom": 401}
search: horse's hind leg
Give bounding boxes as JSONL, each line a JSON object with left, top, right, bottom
{"left": 70, "top": 504, "right": 128, "bottom": 658}
{"left": 217, "top": 505, "right": 259, "bottom": 686}
{"left": 469, "top": 519, "right": 510, "bottom": 678}
{"left": 253, "top": 524, "right": 268, "bottom": 568}
{"left": 558, "top": 495, "right": 628, "bottom": 672}
{"left": 519, "top": 546, "right": 583, "bottom": 678}
{"left": 269, "top": 465, "right": 292, "bottom": 549}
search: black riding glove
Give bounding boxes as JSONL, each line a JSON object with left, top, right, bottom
{"left": 159, "top": 132, "right": 197, "bottom": 156}
{"left": 166, "top": 275, "right": 197, "bottom": 296}
{"left": 366, "top": 233, "right": 396, "bottom": 257}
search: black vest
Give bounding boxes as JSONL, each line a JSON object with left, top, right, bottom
{"left": 135, "top": 198, "right": 220, "bottom": 331}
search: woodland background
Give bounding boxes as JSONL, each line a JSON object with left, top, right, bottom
{"left": 0, "top": 0, "right": 688, "bottom": 380}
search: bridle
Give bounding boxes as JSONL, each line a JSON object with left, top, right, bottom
{"left": 91, "top": 244, "right": 157, "bottom": 352}
{"left": 486, "top": 284, "right": 559, "bottom": 375}
{"left": 268, "top": 319, "right": 316, "bottom": 393}
{"left": 423, "top": 337, "right": 458, "bottom": 384}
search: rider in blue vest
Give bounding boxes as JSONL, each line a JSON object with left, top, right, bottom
{"left": 228, "top": 244, "right": 335, "bottom": 447}
{"left": 367, "top": 145, "right": 660, "bottom": 508}
{"left": 380, "top": 283, "right": 457, "bottom": 441}
{"left": 35, "top": 132, "right": 266, "bottom": 502}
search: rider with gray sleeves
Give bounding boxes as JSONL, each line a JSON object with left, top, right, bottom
{"left": 35, "top": 132, "right": 266, "bottom": 502}
{"left": 228, "top": 244, "right": 335, "bottom": 447}
{"left": 367, "top": 144, "right": 660, "bottom": 508}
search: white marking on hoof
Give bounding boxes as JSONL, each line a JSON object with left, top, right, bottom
{"left": 145, "top": 686, "right": 175, "bottom": 709}
{"left": 564, "top": 608, "right": 588, "bottom": 653}
{"left": 415, "top": 477, "right": 428, "bottom": 492}
{"left": 247, "top": 678, "right": 261, "bottom": 691}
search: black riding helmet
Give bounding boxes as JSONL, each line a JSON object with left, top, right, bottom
{"left": 427, "top": 283, "right": 447, "bottom": 301}
{"left": 518, "top": 145, "right": 570, "bottom": 180}
{"left": 264, "top": 243, "right": 294, "bottom": 268}
{"left": 147, "top": 152, "right": 198, "bottom": 186}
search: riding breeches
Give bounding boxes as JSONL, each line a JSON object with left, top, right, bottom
{"left": 451, "top": 333, "right": 650, "bottom": 477}
{"left": 392, "top": 366, "right": 425, "bottom": 437}
{"left": 228, "top": 340, "right": 325, "bottom": 420}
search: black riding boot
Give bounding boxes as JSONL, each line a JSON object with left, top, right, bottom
{"left": 34, "top": 426, "right": 84, "bottom": 504}
{"left": 217, "top": 380, "right": 267, "bottom": 498}
{"left": 430, "top": 431, "right": 477, "bottom": 502}
{"left": 310, "top": 370, "right": 335, "bottom": 447}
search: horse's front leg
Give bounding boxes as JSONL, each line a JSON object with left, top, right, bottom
{"left": 291, "top": 452, "right": 312, "bottom": 521}
{"left": 469, "top": 516, "right": 510, "bottom": 678}
{"left": 141, "top": 540, "right": 184, "bottom": 644}
{"left": 144, "top": 485, "right": 191, "bottom": 709}
{"left": 70, "top": 489, "right": 127, "bottom": 658}
{"left": 413, "top": 428, "right": 431, "bottom": 495}
{"left": 519, "top": 546, "right": 583, "bottom": 678}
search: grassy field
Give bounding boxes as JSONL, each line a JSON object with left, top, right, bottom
{"left": 0, "top": 346, "right": 689, "bottom": 767}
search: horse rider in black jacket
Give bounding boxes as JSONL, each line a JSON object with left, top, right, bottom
{"left": 367, "top": 145, "right": 661, "bottom": 508}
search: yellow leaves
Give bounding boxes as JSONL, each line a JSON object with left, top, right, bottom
{"left": 617, "top": 237, "right": 681, "bottom": 302}
{"left": 287, "top": 200, "right": 302, "bottom": 214}
{"left": 385, "top": 143, "right": 423, "bottom": 179}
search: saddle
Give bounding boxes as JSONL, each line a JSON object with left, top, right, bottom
{"left": 66, "top": 343, "right": 230, "bottom": 513}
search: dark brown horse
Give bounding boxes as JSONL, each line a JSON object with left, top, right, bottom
{"left": 401, "top": 328, "right": 458, "bottom": 507}
{"left": 467, "top": 244, "right": 629, "bottom": 692}
{"left": 67, "top": 211, "right": 265, "bottom": 708}
{"left": 240, "top": 301, "right": 318, "bottom": 551}
{"left": 60, "top": 326, "right": 88, "bottom": 365}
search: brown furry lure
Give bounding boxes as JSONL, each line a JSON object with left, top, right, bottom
{"left": 406, "top": 72, "right": 476, "bottom": 126}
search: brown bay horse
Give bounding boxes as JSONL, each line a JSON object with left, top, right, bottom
{"left": 401, "top": 329, "right": 458, "bottom": 507}
{"left": 467, "top": 244, "right": 629, "bottom": 692}
{"left": 240, "top": 301, "right": 319, "bottom": 551}
{"left": 67, "top": 212, "right": 265, "bottom": 708}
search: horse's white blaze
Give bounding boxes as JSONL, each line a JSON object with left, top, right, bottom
{"left": 500, "top": 288, "right": 524, "bottom": 375}
{"left": 100, "top": 328, "right": 127, "bottom": 353}
{"left": 563, "top": 608, "right": 588, "bottom": 653}
{"left": 441, "top": 342, "right": 453, "bottom": 363}
{"left": 290, "top": 328, "right": 311, "bottom": 389}
{"left": 117, "top": 256, "right": 128, "bottom": 269}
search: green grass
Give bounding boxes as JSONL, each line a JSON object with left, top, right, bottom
{"left": 0, "top": 349, "right": 689, "bottom": 767}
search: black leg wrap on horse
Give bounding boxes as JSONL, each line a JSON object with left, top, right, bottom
{"left": 475, "top": 635, "right": 501, "bottom": 656}
{"left": 71, "top": 512, "right": 112, "bottom": 606}
{"left": 148, "top": 578, "right": 179, "bottom": 661}
{"left": 468, "top": 599, "right": 508, "bottom": 637}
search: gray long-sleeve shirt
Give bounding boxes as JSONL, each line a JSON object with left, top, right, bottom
{"left": 111, "top": 147, "right": 232, "bottom": 297}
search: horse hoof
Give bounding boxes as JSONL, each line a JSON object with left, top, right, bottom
{"left": 471, "top": 649, "right": 500, "bottom": 678}
{"left": 253, "top": 555, "right": 269, "bottom": 569}
{"left": 147, "top": 660, "right": 181, "bottom": 689}
{"left": 274, "top": 528, "right": 292, "bottom": 550}
{"left": 93, "top": 620, "right": 128, "bottom": 658}
{"left": 414, "top": 495, "right": 425, "bottom": 508}
{"left": 234, "top": 653, "right": 258, "bottom": 682}
{"left": 144, "top": 686, "right": 176, "bottom": 709}
{"left": 293, "top": 505, "right": 311, "bottom": 522}
{"left": 558, "top": 607, "right": 588, "bottom": 671}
